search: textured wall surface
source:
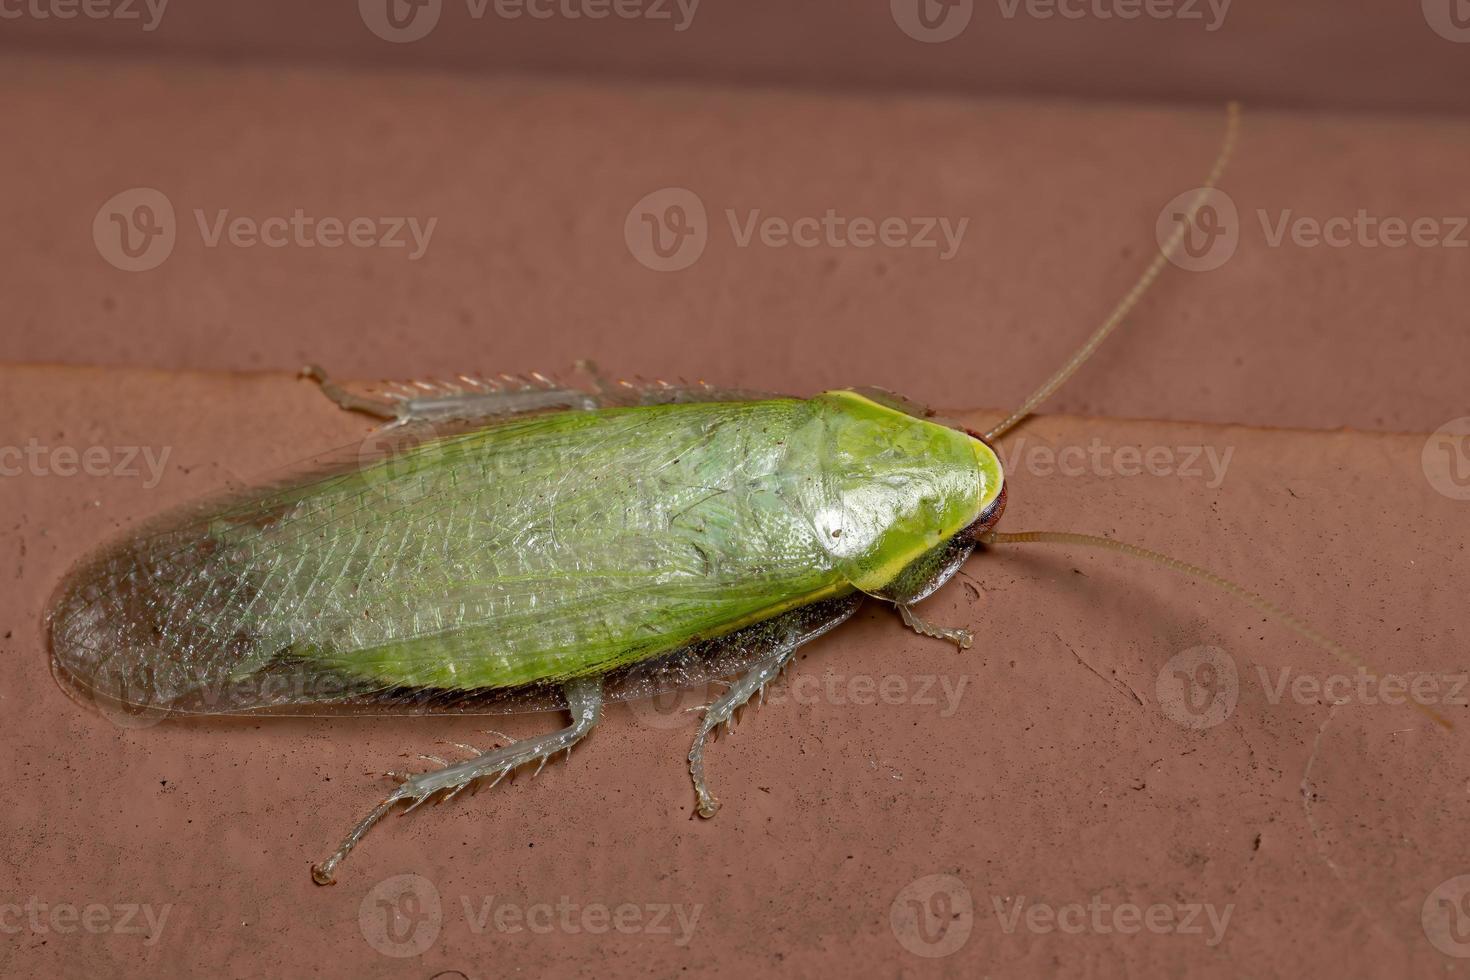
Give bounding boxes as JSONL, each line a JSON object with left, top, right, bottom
{"left": 3, "top": 0, "right": 1470, "bottom": 113}
{"left": 2, "top": 365, "right": 1466, "bottom": 977}
{"left": 5, "top": 57, "right": 1468, "bottom": 433}
{"left": 3, "top": 37, "right": 1468, "bottom": 978}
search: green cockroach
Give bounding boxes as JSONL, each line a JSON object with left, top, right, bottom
{"left": 45, "top": 103, "right": 1442, "bottom": 885}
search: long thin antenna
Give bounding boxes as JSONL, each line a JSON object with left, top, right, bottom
{"left": 981, "top": 529, "right": 1452, "bottom": 730}
{"left": 985, "top": 102, "right": 1241, "bottom": 443}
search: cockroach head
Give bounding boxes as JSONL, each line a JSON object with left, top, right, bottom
{"left": 968, "top": 480, "right": 1007, "bottom": 540}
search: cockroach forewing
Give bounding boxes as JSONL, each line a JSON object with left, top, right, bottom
{"left": 50, "top": 376, "right": 819, "bottom": 723}
{"left": 181, "top": 593, "right": 866, "bottom": 718}
{"left": 600, "top": 593, "right": 862, "bottom": 703}
{"left": 53, "top": 563, "right": 862, "bottom": 723}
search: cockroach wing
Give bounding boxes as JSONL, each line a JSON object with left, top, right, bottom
{"left": 49, "top": 397, "right": 854, "bottom": 719}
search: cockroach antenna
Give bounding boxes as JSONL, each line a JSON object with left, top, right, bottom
{"left": 985, "top": 101, "right": 1240, "bottom": 444}
{"left": 978, "top": 102, "right": 1452, "bottom": 731}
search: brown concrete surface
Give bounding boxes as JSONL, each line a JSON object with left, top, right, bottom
{"left": 1, "top": 364, "right": 1467, "bottom": 978}
{"left": 3, "top": 0, "right": 1470, "bottom": 115}
{"left": 5, "top": 55, "right": 1470, "bottom": 434}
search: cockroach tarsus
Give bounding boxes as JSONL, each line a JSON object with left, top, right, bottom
{"left": 44, "top": 101, "right": 1448, "bottom": 888}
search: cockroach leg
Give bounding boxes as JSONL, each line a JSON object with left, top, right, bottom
{"left": 300, "top": 364, "right": 400, "bottom": 419}
{"left": 311, "top": 677, "right": 602, "bottom": 885}
{"left": 897, "top": 604, "right": 973, "bottom": 650}
{"left": 573, "top": 358, "right": 610, "bottom": 395}
{"left": 687, "top": 649, "right": 797, "bottom": 819}
{"left": 301, "top": 363, "right": 604, "bottom": 427}
{"left": 390, "top": 383, "right": 601, "bottom": 425}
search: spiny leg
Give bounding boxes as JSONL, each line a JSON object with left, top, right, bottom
{"left": 301, "top": 363, "right": 399, "bottom": 419}
{"left": 300, "top": 363, "right": 603, "bottom": 427}
{"left": 312, "top": 677, "right": 602, "bottom": 885}
{"left": 687, "top": 651, "right": 795, "bottom": 819}
{"left": 897, "top": 603, "right": 973, "bottom": 650}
